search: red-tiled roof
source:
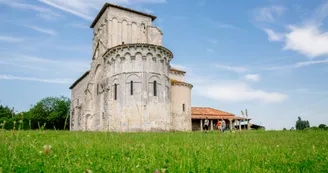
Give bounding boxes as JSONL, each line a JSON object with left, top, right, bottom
{"left": 170, "top": 67, "right": 186, "bottom": 73}
{"left": 191, "top": 107, "right": 248, "bottom": 120}
{"left": 90, "top": 3, "right": 157, "bottom": 28}
{"left": 170, "top": 79, "right": 192, "bottom": 86}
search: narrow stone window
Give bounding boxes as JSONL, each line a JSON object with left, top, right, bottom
{"left": 130, "top": 81, "right": 133, "bottom": 95}
{"left": 114, "top": 84, "right": 118, "bottom": 100}
{"left": 183, "top": 104, "right": 185, "bottom": 112}
{"left": 153, "top": 81, "right": 157, "bottom": 96}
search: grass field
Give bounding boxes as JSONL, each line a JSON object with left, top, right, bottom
{"left": 0, "top": 130, "right": 327, "bottom": 173}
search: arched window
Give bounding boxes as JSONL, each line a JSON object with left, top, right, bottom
{"left": 114, "top": 84, "right": 118, "bottom": 100}
{"left": 183, "top": 104, "right": 185, "bottom": 112}
{"left": 130, "top": 81, "right": 133, "bottom": 95}
{"left": 153, "top": 81, "right": 157, "bottom": 96}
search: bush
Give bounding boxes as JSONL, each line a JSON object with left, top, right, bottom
{"left": 0, "top": 96, "right": 70, "bottom": 130}
{"left": 319, "top": 124, "right": 327, "bottom": 130}
{"left": 296, "top": 117, "right": 310, "bottom": 130}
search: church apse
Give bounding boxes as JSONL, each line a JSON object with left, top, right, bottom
{"left": 70, "top": 3, "right": 192, "bottom": 132}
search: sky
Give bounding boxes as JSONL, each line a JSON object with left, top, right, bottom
{"left": 0, "top": 0, "right": 328, "bottom": 130}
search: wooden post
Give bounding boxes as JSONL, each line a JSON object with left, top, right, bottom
{"left": 200, "top": 119, "right": 203, "bottom": 131}
{"left": 229, "top": 119, "right": 232, "bottom": 131}
{"left": 210, "top": 119, "right": 213, "bottom": 130}
{"left": 247, "top": 119, "right": 250, "bottom": 130}
{"left": 238, "top": 120, "right": 241, "bottom": 131}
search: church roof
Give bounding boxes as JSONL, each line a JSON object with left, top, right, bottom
{"left": 90, "top": 3, "right": 157, "bottom": 28}
{"left": 170, "top": 67, "right": 186, "bottom": 74}
{"left": 171, "top": 79, "right": 193, "bottom": 88}
{"left": 191, "top": 107, "right": 249, "bottom": 120}
{"left": 69, "top": 70, "right": 90, "bottom": 89}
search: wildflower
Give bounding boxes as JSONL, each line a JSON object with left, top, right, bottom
{"left": 43, "top": 145, "right": 52, "bottom": 154}
{"left": 161, "top": 168, "right": 166, "bottom": 173}
{"left": 154, "top": 170, "right": 160, "bottom": 173}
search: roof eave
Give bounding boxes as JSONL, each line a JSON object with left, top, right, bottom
{"left": 90, "top": 3, "right": 157, "bottom": 28}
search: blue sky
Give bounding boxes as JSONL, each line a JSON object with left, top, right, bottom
{"left": 0, "top": 0, "right": 328, "bottom": 130}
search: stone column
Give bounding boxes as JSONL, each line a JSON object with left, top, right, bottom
{"left": 238, "top": 120, "right": 241, "bottom": 131}
{"left": 200, "top": 119, "right": 203, "bottom": 131}
{"left": 247, "top": 119, "right": 250, "bottom": 130}
{"left": 210, "top": 120, "right": 213, "bottom": 130}
{"left": 229, "top": 119, "right": 232, "bottom": 131}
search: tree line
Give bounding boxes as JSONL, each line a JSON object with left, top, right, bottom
{"left": 0, "top": 96, "right": 70, "bottom": 130}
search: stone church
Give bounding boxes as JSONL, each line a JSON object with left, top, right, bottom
{"left": 69, "top": 3, "right": 193, "bottom": 132}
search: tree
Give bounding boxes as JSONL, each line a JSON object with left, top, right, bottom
{"left": 318, "top": 124, "right": 327, "bottom": 130}
{"left": 0, "top": 104, "right": 14, "bottom": 119}
{"left": 283, "top": 128, "right": 287, "bottom": 131}
{"left": 25, "top": 96, "right": 70, "bottom": 130}
{"left": 295, "top": 117, "right": 310, "bottom": 130}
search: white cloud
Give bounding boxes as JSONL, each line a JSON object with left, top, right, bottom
{"left": 69, "top": 23, "right": 89, "bottom": 29}
{"left": 143, "top": 8, "right": 153, "bottom": 14}
{"left": 0, "top": 0, "right": 61, "bottom": 20}
{"left": 170, "top": 63, "right": 187, "bottom": 70}
{"left": 245, "top": 74, "right": 260, "bottom": 82}
{"left": 264, "top": 59, "right": 328, "bottom": 70}
{"left": 0, "top": 36, "right": 24, "bottom": 43}
{"left": 284, "top": 25, "right": 328, "bottom": 58}
{"left": 0, "top": 54, "right": 89, "bottom": 74}
{"left": 208, "top": 39, "right": 217, "bottom": 44}
{"left": 38, "top": 0, "right": 166, "bottom": 20}
{"left": 264, "top": 29, "right": 284, "bottom": 42}
{"left": 216, "top": 64, "right": 248, "bottom": 73}
{"left": 191, "top": 78, "right": 287, "bottom": 103}
{"left": 206, "top": 48, "right": 214, "bottom": 53}
{"left": 0, "top": 74, "right": 72, "bottom": 84}
{"left": 254, "top": 6, "right": 286, "bottom": 22}
{"left": 217, "top": 23, "right": 244, "bottom": 31}
{"left": 26, "top": 25, "right": 57, "bottom": 36}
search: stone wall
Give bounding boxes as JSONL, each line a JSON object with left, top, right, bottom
{"left": 70, "top": 73, "right": 90, "bottom": 131}
{"left": 171, "top": 84, "right": 192, "bottom": 131}
{"left": 92, "top": 6, "right": 163, "bottom": 58}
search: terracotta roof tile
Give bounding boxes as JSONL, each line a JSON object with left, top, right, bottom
{"left": 191, "top": 107, "right": 248, "bottom": 120}
{"left": 170, "top": 79, "right": 193, "bottom": 88}
{"left": 170, "top": 67, "right": 186, "bottom": 73}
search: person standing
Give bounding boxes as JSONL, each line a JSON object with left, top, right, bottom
{"left": 221, "top": 120, "right": 226, "bottom": 133}
{"left": 217, "top": 120, "right": 222, "bottom": 132}
{"left": 204, "top": 117, "right": 209, "bottom": 132}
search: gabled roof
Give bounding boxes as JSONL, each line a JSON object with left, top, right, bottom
{"left": 192, "top": 107, "right": 234, "bottom": 116}
{"left": 170, "top": 67, "right": 186, "bottom": 74}
{"left": 69, "top": 70, "right": 90, "bottom": 89}
{"left": 191, "top": 107, "right": 249, "bottom": 120}
{"left": 170, "top": 79, "right": 193, "bottom": 88}
{"left": 90, "top": 3, "right": 157, "bottom": 28}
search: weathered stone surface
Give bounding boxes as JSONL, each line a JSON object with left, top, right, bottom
{"left": 70, "top": 3, "right": 192, "bottom": 132}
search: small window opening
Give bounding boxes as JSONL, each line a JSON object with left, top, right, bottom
{"left": 114, "top": 84, "right": 118, "bottom": 100}
{"left": 122, "top": 42, "right": 124, "bottom": 45}
{"left": 153, "top": 81, "right": 157, "bottom": 96}
{"left": 183, "top": 104, "right": 185, "bottom": 112}
{"left": 130, "top": 81, "right": 133, "bottom": 95}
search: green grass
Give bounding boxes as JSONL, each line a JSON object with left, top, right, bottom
{"left": 0, "top": 130, "right": 327, "bottom": 173}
